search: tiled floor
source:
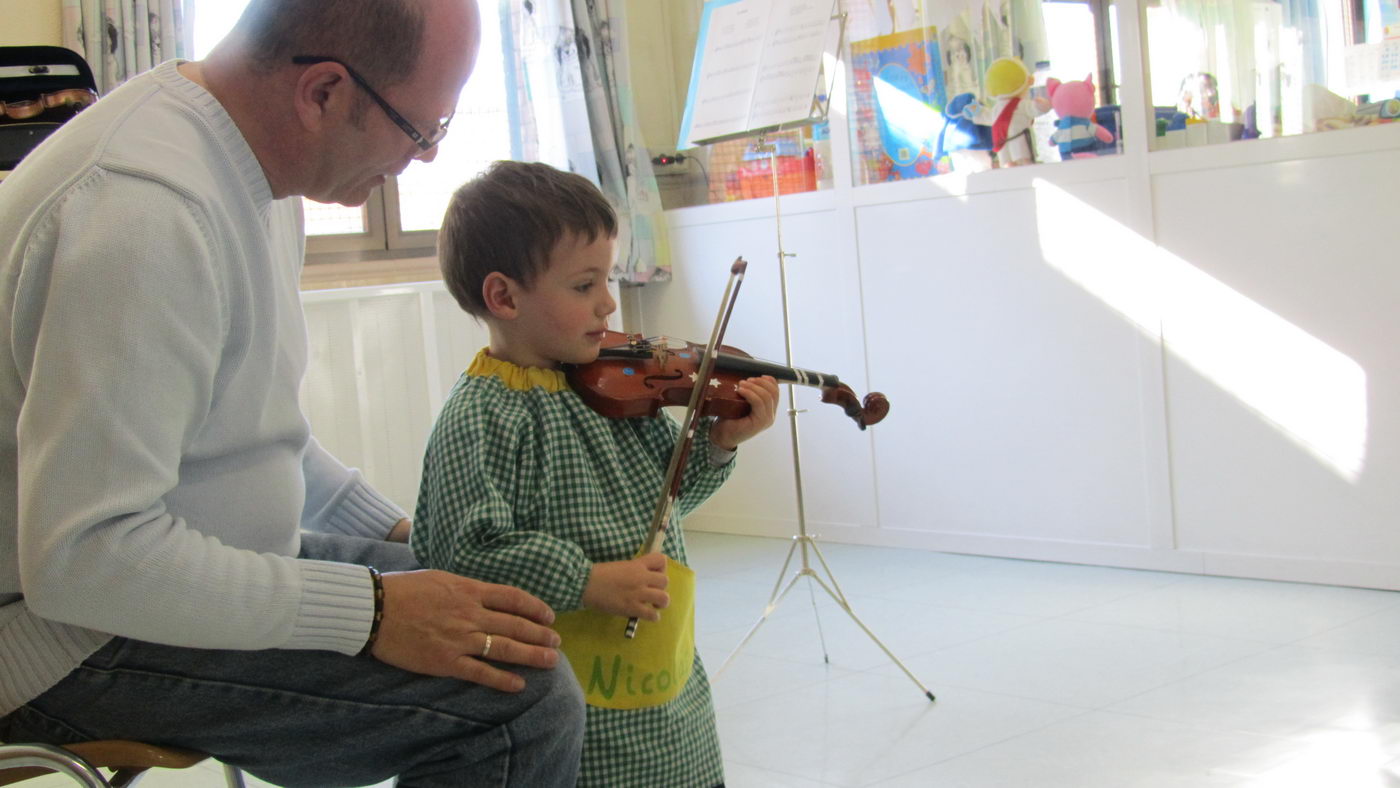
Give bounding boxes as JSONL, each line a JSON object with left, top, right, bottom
{"left": 19, "top": 532, "right": 1400, "bottom": 786}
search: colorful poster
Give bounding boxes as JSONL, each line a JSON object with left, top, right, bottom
{"left": 849, "top": 27, "right": 947, "bottom": 181}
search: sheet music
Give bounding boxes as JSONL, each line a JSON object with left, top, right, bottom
{"left": 678, "top": 0, "right": 835, "bottom": 148}
{"left": 746, "top": 0, "right": 835, "bottom": 130}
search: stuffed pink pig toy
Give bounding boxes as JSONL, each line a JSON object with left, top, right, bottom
{"left": 1047, "top": 75, "right": 1115, "bottom": 159}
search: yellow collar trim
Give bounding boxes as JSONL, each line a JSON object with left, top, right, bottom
{"left": 467, "top": 349, "right": 568, "bottom": 393}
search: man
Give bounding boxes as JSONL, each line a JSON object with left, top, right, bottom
{"left": 0, "top": 1, "right": 584, "bottom": 785}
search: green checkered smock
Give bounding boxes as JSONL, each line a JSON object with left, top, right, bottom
{"left": 412, "top": 350, "right": 735, "bottom": 788}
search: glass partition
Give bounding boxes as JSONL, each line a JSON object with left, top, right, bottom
{"left": 1144, "top": 0, "right": 1400, "bottom": 148}
{"left": 656, "top": 123, "right": 831, "bottom": 208}
{"left": 657, "top": 0, "right": 1127, "bottom": 207}
{"left": 845, "top": 0, "right": 1122, "bottom": 184}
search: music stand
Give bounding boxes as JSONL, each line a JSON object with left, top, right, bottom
{"left": 683, "top": 2, "right": 933, "bottom": 701}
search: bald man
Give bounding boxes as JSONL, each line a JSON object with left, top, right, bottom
{"left": 0, "top": 1, "right": 584, "bottom": 785}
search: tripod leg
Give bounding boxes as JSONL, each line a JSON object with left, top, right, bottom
{"left": 764, "top": 536, "right": 802, "bottom": 604}
{"left": 803, "top": 568, "right": 831, "bottom": 664}
{"left": 806, "top": 572, "right": 936, "bottom": 701}
{"left": 805, "top": 537, "right": 853, "bottom": 606}
{"left": 713, "top": 568, "right": 807, "bottom": 678}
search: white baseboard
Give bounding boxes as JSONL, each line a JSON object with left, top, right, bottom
{"left": 686, "top": 514, "right": 1400, "bottom": 592}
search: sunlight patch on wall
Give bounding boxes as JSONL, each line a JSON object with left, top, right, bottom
{"left": 1033, "top": 180, "right": 1368, "bottom": 481}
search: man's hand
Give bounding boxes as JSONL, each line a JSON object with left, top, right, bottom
{"left": 580, "top": 554, "right": 669, "bottom": 620}
{"left": 709, "top": 375, "right": 780, "bottom": 450}
{"left": 372, "top": 569, "right": 561, "bottom": 692}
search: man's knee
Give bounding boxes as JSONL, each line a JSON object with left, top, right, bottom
{"left": 508, "top": 655, "right": 585, "bottom": 761}
{"left": 521, "top": 656, "right": 585, "bottom": 728}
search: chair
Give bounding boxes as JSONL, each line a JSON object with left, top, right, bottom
{"left": 0, "top": 739, "right": 246, "bottom": 787}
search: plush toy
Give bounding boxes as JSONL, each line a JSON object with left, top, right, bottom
{"left": 1046, "top": 75, "right": 1114, "bottom": 158}
{"left": 936, "top": 92, "right": 993, "bottom": 174}
{"left": 964, "top": 57, "right": 1050, "bottom": 167}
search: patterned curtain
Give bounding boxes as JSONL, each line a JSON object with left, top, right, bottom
{"left": 506, "top": 0, "right": 671, "bottom": 284}
{"left": 60, "top": 0, "right": 191, "bottom": 95}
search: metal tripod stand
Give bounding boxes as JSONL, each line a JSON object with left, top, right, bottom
{"left": 712, "top": 132, "right": 934, "bottom": 702}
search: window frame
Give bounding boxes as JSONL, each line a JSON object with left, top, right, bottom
{"left": 304, "top": 191, "right": 388, "bottom": 255}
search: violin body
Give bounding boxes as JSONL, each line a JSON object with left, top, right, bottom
{"left": 565, "top": 330, "right": 889, "bottom": 430}
{"left": 0, "top": 88, "right": 96, "bottom": 121}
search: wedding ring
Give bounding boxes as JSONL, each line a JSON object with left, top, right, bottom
{"left": 480, "top": 633, "right": 493, "bottom": 658}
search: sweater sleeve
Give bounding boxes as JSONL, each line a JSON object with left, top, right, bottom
{"left": 300, "top": 436, "right": 408, "bottom": 539}
{"left": 12, "top": 175, "right": 372, "bottom": 655}
{"left": 412, "top": 388, "right": 593, "bottom": 612}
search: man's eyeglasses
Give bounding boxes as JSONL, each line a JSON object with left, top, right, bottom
{"left": 291, "top": 55, "right": 453, "bottom": 151}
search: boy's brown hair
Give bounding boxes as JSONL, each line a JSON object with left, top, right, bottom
{"left": 439, "top": 161, "right": 617, "bottom": 318}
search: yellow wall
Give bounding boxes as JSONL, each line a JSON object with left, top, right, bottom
{"left": 0, "top": 0, "right": 63, "bottom": 47}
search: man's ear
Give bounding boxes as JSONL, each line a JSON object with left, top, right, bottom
{"left": 291, "top": 62, "right": 352, "bottom": 135}
{"left": 482, "top": 272, "right": 520, "bottom": 319}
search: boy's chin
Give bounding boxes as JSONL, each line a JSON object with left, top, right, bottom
{"left": 556, "top": 347, "right": 601, "bottom": 367}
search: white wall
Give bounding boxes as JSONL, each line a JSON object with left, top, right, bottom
{"left": 1152, "top": 138, "right": 1400, "bottom": 588}
{"left": 637, "top": 0, "right": 1400, "bottom": 590}
{"left": 301, "top": 284, "right": 489, "bottom": 515}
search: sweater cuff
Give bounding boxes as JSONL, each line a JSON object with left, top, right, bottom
{"left": 707, "top": 443, "right": 736, "bottom": 467}
{"left": 286, "top": 561, "right": 376, "bottom": 655}
{"left": 326, "top": 486, "right": 408, "bottom": 540}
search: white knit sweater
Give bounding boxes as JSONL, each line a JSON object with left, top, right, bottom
{"left": 0, "top": 61, "right": 406, "bottom": 714}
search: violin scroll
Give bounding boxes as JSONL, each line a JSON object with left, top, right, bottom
{"left": 820, "top": 384, "right": 889, "bottom": 430}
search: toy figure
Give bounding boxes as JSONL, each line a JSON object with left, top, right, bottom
{"left": 965, "top": 57, "right": 1050, "bottom": 167}
{"left": 1047, "top": 75, "right": 1114, "bottom": 158}
{"left": 941, "top": 33, "right": 979, "bottom": 101}
{"left": 936, "top": 92, "right": 993, "bottom": 174}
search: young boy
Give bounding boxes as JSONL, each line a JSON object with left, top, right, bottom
{"left": 412, "top": 160, "right": 780, "bottom": 787}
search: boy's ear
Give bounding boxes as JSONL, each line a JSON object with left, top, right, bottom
{"left": 482, "top": 272, "right": 519, "bottom": 319}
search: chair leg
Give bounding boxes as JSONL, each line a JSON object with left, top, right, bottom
{"left": 106, "top": 768, "right": 147, "bottom": 788}
{"left": 223, "top": 763, "right": 247, "bottom": 788}
{"left": 0, "top": 743, "right": 111, "bottom": 787}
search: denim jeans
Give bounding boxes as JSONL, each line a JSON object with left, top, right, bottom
{"left": 0, "top": 533, "right": 585, "bottom": 787}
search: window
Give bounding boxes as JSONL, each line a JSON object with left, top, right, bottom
{"left": 192, "top": 0, "right": 514, "bottom": 255}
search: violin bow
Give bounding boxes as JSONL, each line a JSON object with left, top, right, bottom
{"left": 625, "top": 257, "right": 748, "bottom": 638}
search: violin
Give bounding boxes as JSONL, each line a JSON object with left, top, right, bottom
{"left": 565, "top": 330, "right": 889, "bottom": 430}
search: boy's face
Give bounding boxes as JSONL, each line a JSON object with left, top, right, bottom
{"left": 508, "top": 232, "right": 618, "bottom": 368}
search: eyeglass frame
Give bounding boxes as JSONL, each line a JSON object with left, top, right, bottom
{"left": 291, "top": 55, "right": 453, "bottom": 151}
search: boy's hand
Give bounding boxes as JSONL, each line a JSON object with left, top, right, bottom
{"left": 582, "top": 554, "right": 670, "bottom": 620}
{"left": 386, "top": 518, "right": 411, "bottom": 542}
{"left": 710, "top": 375, "right": 781, "bottom": 450}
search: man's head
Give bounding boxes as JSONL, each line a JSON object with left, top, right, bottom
{"left": 205, "top": 0, "right": 479, "bottom": 204}
{"left": 439, "top": 160, "right": 618, "bottom": 320}
{"left": 233, "top": 0, "right": 425, "bottom": 95}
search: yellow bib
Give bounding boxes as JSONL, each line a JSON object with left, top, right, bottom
{"left": 552, "top": 557, "right": 696, "bottom": 709}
